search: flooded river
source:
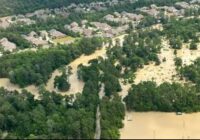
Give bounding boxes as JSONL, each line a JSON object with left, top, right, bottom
{"left": 120, "top": 112, "right": 200, "bottom": 139}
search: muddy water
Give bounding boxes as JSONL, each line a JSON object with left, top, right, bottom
{"left": 120, "top": 112, "right": 200, "bottom": 139}
{"left": 134, "top": 39, "right": 179, "bottom": 85}
{"left": 134, "top": 40, "right": 200, "bottom": 85}
{"left": 45, "top": 34, "right": 126, "bottom": 96}
{"left": 121, "top": 41, "right": 200, "bottom": 139}
{"left": 45, "top": 46, "right": 107, "bottom": 96}
{"left": 0, "top": 78, "right": 40, "bottom": 99}
{"left": 0, "top": 34, "right": 126, "bottom": 97}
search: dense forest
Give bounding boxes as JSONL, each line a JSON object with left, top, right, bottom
{"left": 100, "top": 95, "right": 125, "bottom": 139}
{"left": 0, "top": 87, "right": 97, "bottom": 139}
{"left": 77, "top": 57, "right": 125, "bottom": 138}
{"left": 54, "top": 70, "right": 71, "bottom": 92}
{"left": 124, "top": 81, "right": 200, "bottom": 113}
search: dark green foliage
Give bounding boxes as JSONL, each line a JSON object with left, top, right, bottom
{"left": 0, "top": 88, "right": 97, "bottom": 139}
{"left": 0, "top": 37, "right": 103, "bottom": 87}
{"left": 103, "top": 73, "right": 122, "bottom": 96}
{"left": 79, "top": 37, "right": 103, "bottom": 55}
{"left": 100, "top": 95, "right": 125, "bottom": 139}
{"left": 169, "top": 37, "right": 182, "bottom": 49}
{"left": 0, "top": 0, "right": 109, "bottom": 17}
{"left": 0, "top": 32, "right": 32, "bottom": 49}
{"left": 124, "top": 81, "right": 200, "bottom": 112}
{"left": 78, "top": 58, "right": 121, "bottom": 97}
{"left": 54, "top": 72, "right": 70, "bottom": 92}
{"left": 0, "top": 0, "right": 184, "bottom": 17}
{"left": 174, "top": 57, "right": 182, "bottom": 67}
{"left": 181, "top": 58, "right": 200, "bottom": 85}
{"left": 190, "top": 41, "right": 198, "bottom": 50}
{"left": 107, "top": 29, "right": 161, "bottom": 75}
{"left": 163, "top": 18, "right": 200, "bottom": 43}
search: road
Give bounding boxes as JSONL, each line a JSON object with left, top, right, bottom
{"left": 94, "top": 106, "right": 101, "bottom": 139}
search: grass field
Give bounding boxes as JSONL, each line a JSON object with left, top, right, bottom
{"left": 53, "top": 36, "right": 75, "bottom": 45}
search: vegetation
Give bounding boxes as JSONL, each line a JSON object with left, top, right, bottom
{"left": 124, "top": 81, "right": 200, "bottom": 112}
{"left": 169, "top": 37, "right": 182, "bottom": 49}
{"left": 174, "top": 57, "right": 182, "bottom": 67}
{"left": 0, "top": 0, "right": 185, "bottom": 17}
{"left": 190, "top": 41, "right": 198, "bottom": 50}
{"left": 0, "top": 87, "right": 98, "bottom": 139}
{"left": 78, "top": 58, "right": 122, "bottom": 97}
{"left": 100, "top": 95, "right": 125, "bottom": 139}
{"left": 0, "top": 32, "right": 32, "bottom": 49}
{"left": 107, "top": 29, "right": 162, "bottom": 79}
{"left": 163, "top": 18, "right": 200, "bottom": 44}
{"left": 0, "top": 37, "right": 103, "bottom": 87}
{"left": 181, "top": 58, "right": 200, "bottom": 85}
{"left": 0, "top": 0, "right": 110, "bottom": 17}
{"left": 1, "top": 0, "right": 200, "bottom": 139}
{"left": 77, "top": 58, "right": 125, "bottom": 139}
{"left": 54, "top": 70, "right": 70, "bottom": 92}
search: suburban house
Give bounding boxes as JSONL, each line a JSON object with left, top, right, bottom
{"left": 48, "top": 29, "right": 66, "bottom": 39}
{"left": 0, "top": 38, "right": 17, "bottom": 52}
{"left": 23, "top": 31, "right": 48, "bottom": 46}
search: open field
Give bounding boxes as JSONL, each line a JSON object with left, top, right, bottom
{"left": 53, "top": 36, "right": 75, "bottom": 45}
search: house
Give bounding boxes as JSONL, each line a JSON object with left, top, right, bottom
{"left": 113, "top": 12, "right": 121, "bottom": 17}
{"left": 0, "top": 17, "right": 11, "bottom": 28}
{"left": 139, "top": 7, "right": 160, "bottom": 17}
{"left": 40, "top": 30, "right": 49, "bottom": 41}
{"left": 16, "top": 18, "right": 35, "bottom": 25}
{"left": 23, "top": 31, "right": 49, "bottom": 46}
{"left": 175, "top": 2, "right": 190, "bottom": 9}
{"left": 91, "top": 22, "right": 112, "bottom": 31}
{"left": 70, "top": 22, "right": 79, "bottom": 28}
{"left": 49, "top": 29, "right": 66, "bottom": 39}
{"left": 29, "top": 31, "right": 38, "bottom": 37}
{"left": 81, "top": 20, "right": 88, "bottom": 25}
{"left": 190, "top": 0, "right": 200, "bottom": 4}
{"left": 0, "top": 38, "right": 16, "bottom": 52}
{"left": 83, "top": 29, "right": 93, "bottom": 37}
{"left": 23, "top": 35, "right": 48, "bottom": 46}
{"left": 104, "top": 14, "right": 115, "bottom": 20}
{"left": 125, "top": 13, "right": 144, "bottom": 21}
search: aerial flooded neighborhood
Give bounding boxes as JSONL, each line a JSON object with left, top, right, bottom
{"left": 1, "top": 0, "right": 200, "bottom": 139}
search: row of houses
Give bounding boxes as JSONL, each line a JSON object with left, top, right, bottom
{"left": 0, "top": 29, "right": 71, "bottom": 53}
{"left": 104, "top": 12, "right": 144, "bottom": 24}
{"left": 22, "top": 29, "right": 68, "bottom": 46}
{"left": 65, "top": 19, "right": 129, "bottom": 38}
{"left": 0, "top": 15, "right": 35, "bottom": 29}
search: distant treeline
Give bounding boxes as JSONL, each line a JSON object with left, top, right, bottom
{"left": 0, "top": 0, "right": 186, "bottom": 17}
{"left": 0, "top": 0, "right": 109, "bottom": 17}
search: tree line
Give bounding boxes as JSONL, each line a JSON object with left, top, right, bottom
{"left": 124, "top": 81, "right": 200, "bottom": 113}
